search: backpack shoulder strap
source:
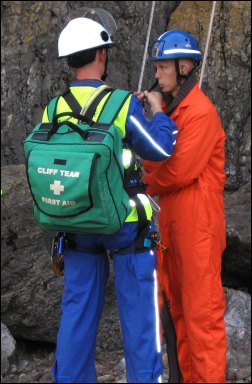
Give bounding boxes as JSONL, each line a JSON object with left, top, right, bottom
{"left": 97, "top": 89, "right": 132, "bottom": 125}
{"left": 46, "top": 88, "right": 130, "bottom": 124}
{"left": 84, "top": 87, "right": 112, "bottom": 121}
{"left": 60, "top": 85, "right": 112, "bottom": 120}
{"left": 62, "top": 90, "right": 82, "bottom": 113}
{"left": 47, "top": 96, "right": 60, "bottom": 122}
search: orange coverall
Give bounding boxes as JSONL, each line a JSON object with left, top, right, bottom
{"left": 143, "top": 83, "right": 227, "bottom": 383}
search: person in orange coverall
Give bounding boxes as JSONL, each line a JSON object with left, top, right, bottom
{"left": 138, "top": 30, "right": 227, "bottom": 383}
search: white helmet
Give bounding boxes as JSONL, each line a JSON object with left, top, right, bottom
{"left": 58, "top": 17, "right": 113, "bottom": 58}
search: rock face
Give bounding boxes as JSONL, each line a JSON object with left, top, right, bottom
{"left": 222, "top": 183, "right": 251, "bottom": 287}
{"left": 1, "top": 0, "right": 251, "bottom": 377}
{"left": 1, "top": 166, "right": 63, "bottom": 343}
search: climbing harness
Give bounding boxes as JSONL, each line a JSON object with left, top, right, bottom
{"left": 137, "top": 1, "right": 156, "bottom": 92}
{"left": 51, "top": 232, "right": 65, "bottom": 276}
{"left": 199, "top": 1, "right": 217, "bottom": 88}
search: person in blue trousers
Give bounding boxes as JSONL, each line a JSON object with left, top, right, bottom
{"left": 42, "top": 15, "right": 178, "bottom": 383}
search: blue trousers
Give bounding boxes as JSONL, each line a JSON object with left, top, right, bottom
{"left": 52, "top": 222, "right": 163, "bottom": 383}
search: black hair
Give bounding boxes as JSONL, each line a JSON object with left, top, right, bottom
{"left": 67, "top": 48, "right": 97, "bottom": 68}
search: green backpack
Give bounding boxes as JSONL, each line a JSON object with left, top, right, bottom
{"left": 23, "top": 89, "right": 132, "bottom": 235}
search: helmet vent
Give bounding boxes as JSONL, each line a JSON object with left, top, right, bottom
{"left": 101, "top": 31, "right": 109, "bottom": 42}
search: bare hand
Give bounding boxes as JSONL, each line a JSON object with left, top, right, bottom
{"left": 143, "top": 91, "right": 163, "bottom": 115}
{"left": 134, "top": 91, "right": 145, "bottom": 104}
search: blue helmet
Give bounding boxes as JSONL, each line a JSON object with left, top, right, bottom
{"left": 150, "top": 30, "right": 202, "bottom": 61}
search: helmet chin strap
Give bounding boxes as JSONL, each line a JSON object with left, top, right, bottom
{"left": 175, "top": 59, "right": 188, "bottom": 85}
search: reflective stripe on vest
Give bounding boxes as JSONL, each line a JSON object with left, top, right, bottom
{"left": 125, "top": 194, "right": 153, "bottom": 222}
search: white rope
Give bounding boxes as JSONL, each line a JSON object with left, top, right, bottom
{"left": 199, "top": 1, "right": 217, "bottom": 89}
{"left": 137, "top": 1, "right": 156, "bottom": 92}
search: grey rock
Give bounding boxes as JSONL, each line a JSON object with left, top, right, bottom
{"left": 17, "top": 359, "right": 30, "bottom": 373}
{"left": 97, "top": 374, "right": 114, "bottom": 383}
{"left": 1, "top": 323, "right": 16, "bottom": 375}
{"left": 113, "top": 357, "right": 126, "bottom": 373}
{"left": 115, "top": 377, "right": 127, "bottom": 384}
{"left": 222, "top": 183, "right": 251, "bottom": 286}
{"left": 225, "top": 289, "right": 251, "bottom": 379}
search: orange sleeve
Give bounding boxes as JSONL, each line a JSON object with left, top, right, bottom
{"left": 142, "top": 107, "right": 223, "bottom": 195}
{"left": 143, "top": 159, "right": 166, "bottom": 173}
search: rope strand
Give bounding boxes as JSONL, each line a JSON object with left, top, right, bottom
{"left": 137, "top": 1, "right": 156, "bottom": 92}
{"left": 199, "top": 1, "right": 217, "bottom": 89}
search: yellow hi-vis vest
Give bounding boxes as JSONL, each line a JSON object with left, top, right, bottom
{"left": 42, "top": 85, "right": 153, "bottom": 223}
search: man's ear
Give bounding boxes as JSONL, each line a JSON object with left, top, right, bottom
{"left": 97, "top": 48, "right": 106, "bottom": 63}
{"left": 179, "top": 60, "right": 194, "bottom": 75}
{"left": 179, "top": 63, "right": 188, "bottom": 76}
